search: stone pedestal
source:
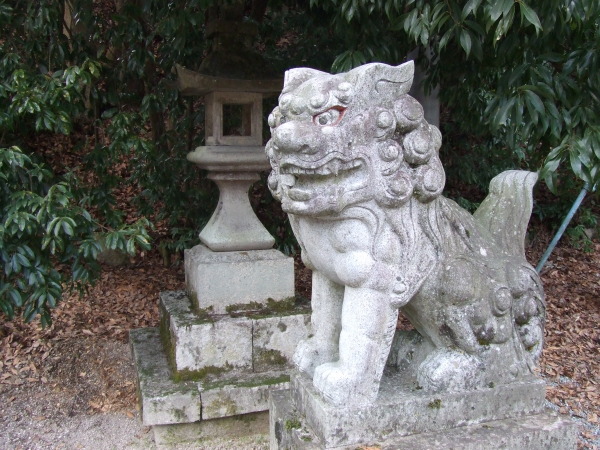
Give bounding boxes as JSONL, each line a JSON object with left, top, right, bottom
{"left": 132, "top": 126, "right": 301, "bottom": 446}
{"left": 185, "top": 244, "right": 294, "bottom": 314}
{"left": 269, "top": 371, "right": 578, "bottom": 449}
{"left": 199, "top": 172, "right": 275, "bottom": 251}
{"left": 131, "top": 289, "right": 310, "bottom": 447}
{"left": 131, "top": 242, "right": 309, "bottom": 446}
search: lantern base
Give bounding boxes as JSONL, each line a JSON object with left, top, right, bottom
{"left": 199, "top": 171, "right": 274, "bottom": 251}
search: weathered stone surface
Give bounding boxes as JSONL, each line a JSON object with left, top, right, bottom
{"left": 160, "top": 291, "right": 311, "bottom": 375}
{"left": 130, "top": 328, "right": 201, "bottom": 426}
{"left": 380, "top": 413, "right": 578, "bottom": 450}
{"left": 135, "top": 291, "right": 308, "bottom": 429}
{"left": 270, "top": 389, "right": 308, "bottom": 450}
{"left": 184, "top": 244, "right": 294, "bottom": 314}
{"left": 201, "top": 371, "right": 290, "bottom": 420}
{"left": 131, "top": 326, "right": 292, "bottom": 428}
{"left": 193, "top": 171, "right": 275, "bottom": 251}
{"left": 153, "top": 412, "right": 269, "bottom": 447}
{"left": 266, "top": 61, "right": 545, "bottom": 408}
{"left": 253, "top": 314, "right": 312, "bottom": 372}
{"left": 290, "top": 371, "right": 548, "bottom": 448}
{"left": 160, "top": 291, "right": 252, "bottom": 373}
{"left": 270, "top": 388, "right": 577, "bottom": 450}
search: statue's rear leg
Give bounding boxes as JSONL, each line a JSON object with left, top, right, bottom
{"left": 313, "top": 286, "right": 398, "bottom": 406}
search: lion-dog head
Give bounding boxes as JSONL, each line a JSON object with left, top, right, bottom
{"left": 266, "top": 61, "right": 445, "bottom": 217}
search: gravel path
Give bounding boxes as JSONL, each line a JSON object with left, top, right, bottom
{"left": 0, "top": 400, "right": 270, "bottom": 449}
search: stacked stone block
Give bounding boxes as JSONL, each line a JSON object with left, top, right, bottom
{"left": 131, "top": 245, "right": 310, "bottom": 446}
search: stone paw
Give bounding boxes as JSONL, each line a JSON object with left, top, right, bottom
{"left": 313, "top": 362, "right": 376, "bottom": 407}
{"left": 293, "top": 338, "right": 336, "bottom": 377}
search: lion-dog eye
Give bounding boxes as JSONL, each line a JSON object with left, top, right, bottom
{"left": 313, "top": 106, "right": 346, "bottom": 126}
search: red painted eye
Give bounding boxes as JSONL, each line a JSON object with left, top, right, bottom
{"left": 313, "top": 106, "right": 346, "bottom": 126}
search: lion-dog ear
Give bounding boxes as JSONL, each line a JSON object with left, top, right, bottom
{"left": 345, "top": 61, "right": 414, "bottom": 102}
{"left": 282, "top": 67, "right": 329, "bottom": 94}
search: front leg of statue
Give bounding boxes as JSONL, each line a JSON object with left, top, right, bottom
{"left": 313, "top": 286, "right": 398, "bottom": 407}
{"left": 293, "top": 270, "right": 344, "bottom": 376}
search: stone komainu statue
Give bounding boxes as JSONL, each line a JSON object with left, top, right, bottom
{"left": 266, "top": 61, "right": 545, "bottom": 407}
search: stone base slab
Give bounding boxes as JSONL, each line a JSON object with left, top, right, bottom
{"left": 131, "top": 327, "right": 201, "bottom": 426}
{"left": 160, "top": 290, "right": 310, "bottom": 374}
{"left": 270, "top": 389, "right": 578, "bottom": 450}
{"left": 291, "top": 371, "right": 549, "bottom": 448}
{"left": 130, "top": 327, "right": 291, "bottom": 427}
{"left": 200, "top": 371, "right": 291, "bottom": 420}
{"left": 153, "top": 411, "right": 269, "bottom": 447}
{"left": 184, "top": 244, "right": 294, "bottom": 314}
{"left": 160, "top": 291, "right": 253, "bottom": 373}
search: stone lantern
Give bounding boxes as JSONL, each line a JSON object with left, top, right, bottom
{"left": 171, "top": 9, "right": 298, "bottom": 313}
{"left": 130, "top": 9, "right": 310, "bottom": 446}
{"left": 177, "top": 65, "right": 282, "bottom": 252}
{"left": 174, "top": 63, "right": 297, "bottom": 315}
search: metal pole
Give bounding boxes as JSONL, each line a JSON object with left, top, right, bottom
{"left": 536, "top": 183, "right": 590, "bottom": 273}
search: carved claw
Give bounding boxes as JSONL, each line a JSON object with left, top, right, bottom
{"left": 313, "top": 362, "right": 376, "bottom": 406}
{"left": 293, "top": 338, "right": 337, "bottom": 377}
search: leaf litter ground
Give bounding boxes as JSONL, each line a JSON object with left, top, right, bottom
{"left": 0, "top": 239, "right": 598, "bottom": 448}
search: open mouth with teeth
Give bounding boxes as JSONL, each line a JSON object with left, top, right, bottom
{"left": 278, "top": 157, "right": 367, "bottom": 202}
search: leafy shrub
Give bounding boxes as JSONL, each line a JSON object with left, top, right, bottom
{"left": 0, "top": 147, "right": 150, "bottom": 325}
{"left": 0, "top": 1, "right": 342, "bottom": 322}
{"left": 313, "top": 0, "right": 600, "bottom": 209}
{"left": 0, "top": 2, "right": 155, "bottom": 324}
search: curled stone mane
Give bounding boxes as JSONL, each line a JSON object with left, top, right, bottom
{"left": 372, "top": 95, "right": 445, "bottom": 209}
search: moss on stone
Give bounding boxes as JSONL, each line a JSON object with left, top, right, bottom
{"left": 226, "top": 296, "right": 311, "bottom": 319}
{"left": 225, "top": 301, "right": 264, "bottom": 315}
{"left": 193, "top": 305, "right": 215, "bottom": 323}
{"left": 188, "top": 290, "right": 199, "bottom": 309}
{"left": 171, "top": 407, "right": 188, "bottom": 422}
{"left": 254, "top": 349, "right": 288, "bottom": 369}
{"left": 172, "top": 363, "right": 233, "bottom": 383}
{"left": 159, "top": 313, "right": 177, "bottom": 374}
{"left": 427, "top": 398, "right": 442, "bottom": 409}
{"left": 266, "top": 297, "right": 296, "bottom": 312}
{"left": 202, "top": 373, "right": 290, "bottom": 391}
{"left": 205, "top": 393, "right": 238, "bottom": 417}
{"left": 285, "top": 417, "right": 301, "bottom": 430}
{"left": 477, "top": 337, "right": 493, "bottom": 346}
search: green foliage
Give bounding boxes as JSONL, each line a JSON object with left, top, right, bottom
{"left": 0, "top": 1, "right": 342, "bottom": 323}
{"left": 0, "top": 147, "right": 151, "bottom": 325}
{"left": 17, "top": 0, "right": 599, "bottom": 322}
{"left": 311, "top": 0, "right": 600, "bottom": 197}
{"left": 65, "top": 1, "right": 332, "bottom": 254}
{"left": 0, "top": 2, "right": 153, "bottom": 324}
{"left": 565, "top": 205, "right": 598, "bottom": 252}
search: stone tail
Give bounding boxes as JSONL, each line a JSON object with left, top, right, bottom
{"left": 473, "top": 170, "right": 538, "bottom": 258}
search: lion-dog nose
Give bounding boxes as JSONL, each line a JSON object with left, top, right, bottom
{"left": 273, "top": 122, "right": 305, "bottom": 154}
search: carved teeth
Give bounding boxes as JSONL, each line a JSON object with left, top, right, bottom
{"left": 280, "top": 174, "right": 296, "bottom": 187}
{"left": 281, "top": 158, "right": 361, "bottom": 176}
{"left": 288, "top": 188, "right": 311, "bottom": 201}
{"left": 329, "top": 159, "right": 341, "bottom": 176}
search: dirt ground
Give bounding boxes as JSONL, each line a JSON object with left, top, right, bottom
{"left": 0, "top": 239, "right": 598, "bottom": 449}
